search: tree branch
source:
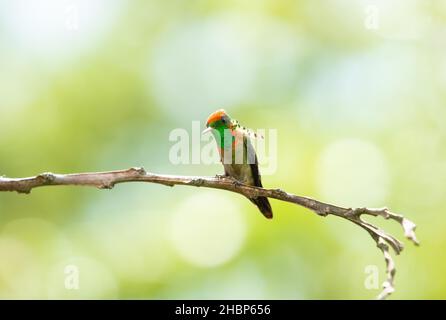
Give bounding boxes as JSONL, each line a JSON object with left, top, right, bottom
{"left": 0, "top": 167, "right": 419, "bottom": 299}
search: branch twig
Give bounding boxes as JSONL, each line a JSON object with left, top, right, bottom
{"left": 0, "top": 167, "right": 419, "bottom": 299}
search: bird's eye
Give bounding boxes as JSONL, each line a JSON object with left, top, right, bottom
{"left": 221, "top": 118, "right": 226, "bottom": 124}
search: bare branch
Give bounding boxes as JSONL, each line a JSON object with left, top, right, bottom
{"left": 0, "top": 167, "right": 418, "bottom": 299}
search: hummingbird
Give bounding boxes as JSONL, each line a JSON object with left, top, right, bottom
{"left": 202, "top": 109, "right": 273, "bottom": 219}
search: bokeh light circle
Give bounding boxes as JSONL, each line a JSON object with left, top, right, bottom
{"left": 170, "top": 192, "right": 246, "bottom": 268}
{"left": 316, "top": 139, "right": 390, "bottom": 207}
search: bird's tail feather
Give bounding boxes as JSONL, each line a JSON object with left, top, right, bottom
{"left": 250, "top": 196, "right": 273, "bottom": 219}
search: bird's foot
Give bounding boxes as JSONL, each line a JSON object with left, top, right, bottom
{"left": 230, "top": 178, "right": 243, "bottom": 188}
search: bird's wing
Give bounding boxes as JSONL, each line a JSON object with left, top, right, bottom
{"left": 243, "top": 133, "right": 273, "bottom": 219}
{"left": 243, "top": 135, "right": 263, "bottom": 188}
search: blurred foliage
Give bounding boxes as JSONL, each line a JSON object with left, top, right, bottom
{"left": 0, "top": 0, "right": 445, "bottom": 299}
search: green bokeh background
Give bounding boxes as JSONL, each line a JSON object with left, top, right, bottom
{"left": 0, "top": 0, "right": 444, "bottom": 299}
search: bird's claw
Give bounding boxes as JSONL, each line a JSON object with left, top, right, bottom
{"left": 231, "top": 178, "right": 243, "bottom": 188}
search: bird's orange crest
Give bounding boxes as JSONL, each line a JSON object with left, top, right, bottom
{"left": 206, "top": 109, "right": 227, "bottom": 126}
